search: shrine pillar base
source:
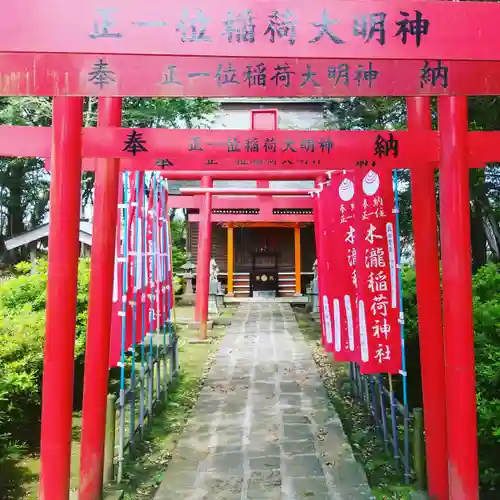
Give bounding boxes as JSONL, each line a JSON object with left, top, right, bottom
{"left": 39, "top": 97, "right": 83, "bottom": 500}
{"left": 438, "top": 96, "right": 478, "bottom": 500}
{"left": 79, "top": 98, "right": 122, "bottom": 499}
{"left": 407, "top": 97, "right": 448, "bottom": 500}
{"left": 197, "top": 176, "right": 213, "bottom": 339}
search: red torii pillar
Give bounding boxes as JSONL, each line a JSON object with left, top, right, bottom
{"left": 39, "top": 97, "right": 83, "bottom": 500}
{"left": 79, "top": 98, "right": 122, "bottom": 499}
{"left": 407, "top": 97, "right": 448, "bottom": 499}
{"left": 195, "top": 176, "right": 213, "bottom": 339}
{"left": 438, "top": 96, "right": 479, "bottom": 499}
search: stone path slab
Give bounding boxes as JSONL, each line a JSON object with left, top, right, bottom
{"left": 154, "top": 303, "right": 372, "bottom": 500}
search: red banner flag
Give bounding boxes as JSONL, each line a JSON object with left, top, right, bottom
{"left": 125, "top": 174, "right": 136, "bottom": 353}
{"left": 134, "top": 173, "right": 145, "bottom": 347}
{"left": 313, "top": 188, "right": 329, "bottom": 349}
{"left": 166, "top": 189, "right": 175, "bottom": 312}
{"left": 355, "top": 167, "right": 402, "bottom": 374}
{"left": 145, "top": 180, "right": 155, "bottom": 336}
{"left": 109, "top": 175, "right": 124, "bottom": 369}
{"left": 328, "top": 172, "right": 360, "bottom": 362}
{"left": 157, "top": 182, "right": 166, "bottom": 330}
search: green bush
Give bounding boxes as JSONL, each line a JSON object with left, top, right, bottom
{"left": 472, "top": 264, "right": 500, "bottom": 490}
{"left": 0, "top": 259, "right": 90, "bottom": 461}
{"left": 402, "top": 263, "right": 500, "bottom": 491}
{"left": 173, "top": 275, "right": 184, "bottom": 295}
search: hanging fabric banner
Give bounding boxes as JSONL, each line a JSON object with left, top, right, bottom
{"left": 355, "top": 165, "right": 402, "bottom": 374}
{"left": 314, "top": 184, "right": 334, "bottom": 352}
{"left": 145, "top": 178, "right": 155, "bottom": 336}
{"left": 134, "top": 172, "right": 144, "bottom": 347}
{"left": 153, "top": 177, "right": 161, "bottom": 335}
{"left": 125, "top": 173, "right": 137, "bottom": 354}
{"left": 109, "top": 175, "right": 124, "bottom": 369}
{"left": 329, "top": 171, "right": 359, "bottom": 362}
{"left": 165, "top": 188, "right": 175, "bottom": 312}
{"left": 156, "top": 179, "right": 166, "bottom": 330}
{"left": 312, "top": 191, "right": 324, "bottom": 344}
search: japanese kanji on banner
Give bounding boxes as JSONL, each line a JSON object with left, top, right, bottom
{"left": 329, "top": 172, "right": 359, "bottom": 362}
{"left": 355, "top": 167, "right": 402, "bottom": 374}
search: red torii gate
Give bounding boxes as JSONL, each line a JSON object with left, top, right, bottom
{"left": 2, "top": 1, "right": 500, "bottom": 499}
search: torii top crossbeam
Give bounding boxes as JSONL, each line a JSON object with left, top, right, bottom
{"left": 2, "top": 0, "right": 500, "bottom": 61}
{"left": 9, "top": 1, "right": 494, "bottom": 499}
{"left": 2, "top": 1, "right": 500, "bottom": 98}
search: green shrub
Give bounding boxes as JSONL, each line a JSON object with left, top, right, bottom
{"left": 0, "top": 258, "right": 90, "bottom": 461}
{"left": 174, "top": 275, "right": 184, "bottom": 295}
{"left": 172, "top": 246, "right": 187, "bottom": 272}
{"left": 472, "top": 264, "right": 500, "bottom": 490}
{"left": 401, "top": 262, "right": 500, "bottom": 491}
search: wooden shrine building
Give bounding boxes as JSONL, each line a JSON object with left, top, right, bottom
{"left": 187, "top": 221, "right": 316, "bottom": 298}
{"left": 170, "top": 99, "right": 326, "bottom": 297}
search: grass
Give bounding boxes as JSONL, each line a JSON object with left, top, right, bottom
{"left": 294, "top": 308, "right": 416, "bottom": 500}
{"left": 8, "top": 305, "right": 230, "bottom": 499}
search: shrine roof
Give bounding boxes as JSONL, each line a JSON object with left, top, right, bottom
{"left": 4, "top": 221, "right": 93, "bottom": 250}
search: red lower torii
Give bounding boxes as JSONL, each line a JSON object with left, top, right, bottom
{"left": 7, "top": 95, "right": 482, "bottom": 500}
{"left": 0, "top": 1, "right": 496, "bottom": 496}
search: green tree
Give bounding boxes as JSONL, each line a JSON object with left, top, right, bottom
{"left": 325, "top": 96, "right": 500, "bottom": 270}
{"left": 0, "top": 97, "right": 218, "bottom": 263}
{"left": 0, "top": 98, "right": 52, "bottom": 260}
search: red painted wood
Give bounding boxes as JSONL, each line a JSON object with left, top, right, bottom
{"left": 189, "top": 213, "right": 314, "bottom": 223}
{"left": 161, "top": 170, "right": 325, "bottom": 180}
{"left": 168, "top": 196, "right": 314, "bottom": 210}
{"left": 252, "top": 109, "right": 277, "bottom": 130}
{"left": 26, "top": 127, "right": 500, "bottom": 171}
{"left": 468, "top": 131, "right": 500, "bottom": 167}
{"left": 0, "top": 126, "right": 439, "bottom": 166}
{"left": 438, "top": 97, "right": 478, "bottom": 499}
{"left": 2, "top": 54, "right": 500, "bottom": 97}
{"left": 407, "top": 97, "right": 448, "bottom": 500}
{"left": 180, "top": 187, "right": 312, "bottom": 196}
{"left": 39, "top": 97, "right": 83, "bottom": 500}
{"left": 46, "top": 157, "right": 329, "bottom": 174}
{"left": 196, "top": 176, "right": 212, "bottom": 337}
{"left": 2, "top": 1, "right": 500, "bottom": 62}
{"left": 79, "top": 98, "right": 122, "bottom": 499}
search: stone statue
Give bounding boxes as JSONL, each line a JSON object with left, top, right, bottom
{"left": 209, "top": 258, "right": 219, "bottom": 281}
{"left": 209, "top": 258, "right": 219, "bottom": 315}
{"left": 312, "top": 259, "right": 319, "bottom": 314}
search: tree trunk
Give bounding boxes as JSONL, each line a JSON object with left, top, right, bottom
{"left": 471, "top": 200, "right": 487, "bottom": 272}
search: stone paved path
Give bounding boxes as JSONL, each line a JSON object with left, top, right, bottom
{"left": 154, "top": 303, "right": 372, "bottom": 500}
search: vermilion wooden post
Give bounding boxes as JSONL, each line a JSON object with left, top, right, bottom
{"left": 197, "top": 176, "right": 213, "bottom": 339}
{"left": 79, "top": 98, "right": 122, "bottom": 499}
{"left": 438, "top": 96, "right": 479, "bottom": 500}
{"left": 39, "top": 97, "right": 83, "bottom": 500}
{"left": 407, "top": 97, "right": 449, "bottom": 500}
{"left": 194, "top": 176, "right": 211, "bottom": 322}
{"left": 227, "top": 223, "right": 234, "bottom": 296}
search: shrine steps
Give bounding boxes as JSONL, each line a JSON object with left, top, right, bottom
{"left": 224, "top": 296, "right": 308, "bottom": 304}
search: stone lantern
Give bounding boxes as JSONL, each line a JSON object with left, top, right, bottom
{"left": 179, "top": 255, "right": 196, "bottom": 305}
